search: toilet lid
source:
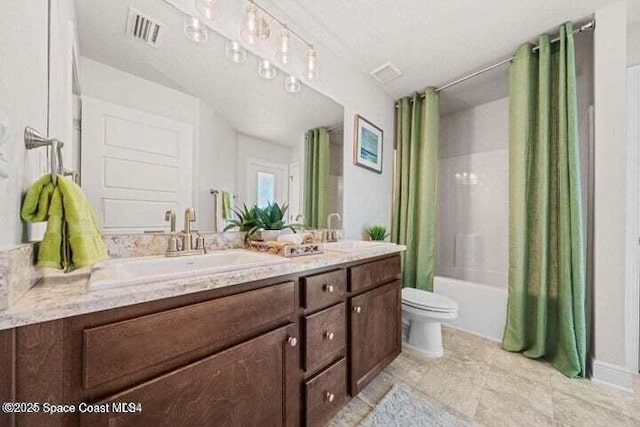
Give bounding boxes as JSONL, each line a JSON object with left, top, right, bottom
{"left": 402, "top": 288, "right": 458, "bottom": 312}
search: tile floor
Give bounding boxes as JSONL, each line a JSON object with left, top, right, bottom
{"left": 329, "top": 326, "right": 640, "bottom": 426}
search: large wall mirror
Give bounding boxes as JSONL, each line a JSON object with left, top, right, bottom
{"left": 49, "top": 0, "right": 344, "bottom": 234}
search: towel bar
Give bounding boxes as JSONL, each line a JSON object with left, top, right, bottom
{"left": 24, "top": 127, "right": 65, "bottom": 185}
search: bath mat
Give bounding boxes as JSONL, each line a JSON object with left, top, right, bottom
{"left": 359, "top": 385, "right": 473, "bottom": 427}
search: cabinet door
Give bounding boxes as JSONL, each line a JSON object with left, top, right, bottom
{"left": 349, "top": 281, "right": 401, "bottom": 395}
{"left": 81, "top": 324, "right": 299, "bottom": 427}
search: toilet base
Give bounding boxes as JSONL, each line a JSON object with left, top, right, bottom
{"left": 406, "top": 318, "right": 444, "bottom": 358}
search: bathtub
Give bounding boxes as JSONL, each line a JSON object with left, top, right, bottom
{"left": 433, "top": 275, "right": 508, "bottom": 341}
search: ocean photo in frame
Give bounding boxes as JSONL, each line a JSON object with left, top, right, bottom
{"left": 353, "top": 115, "right": 383, "bottom": 173}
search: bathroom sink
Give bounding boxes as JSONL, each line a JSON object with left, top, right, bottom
{"left": 88, "top": 249, "right": 289, "bottom": 291}
{"left": 323, "top": 240, "right": 387, "bottom": 252}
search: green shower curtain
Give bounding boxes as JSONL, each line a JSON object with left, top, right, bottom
{"left": 391, "top": 89, "right": 440, "bottom": 291}
{"left": 502, "top": 23, "right": 586, "bottom": 378}
{"left": 304, "top": 128, "right": 330, "bottom": 229}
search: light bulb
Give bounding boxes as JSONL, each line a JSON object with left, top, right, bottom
{"left": 284, "top": 75, "right": 301, "bottom": 93}
{"left": 225, "top": 40, "right": 247, "bottom": 63}
{"left": 306, "top": 48, "right": 318, "bottom": 79}
{"left": 240, "top": 2, "right": 258, "bottom": 45}
{"left": 257, "top": 17, "right": 271, "bottom": 41}
{"left": 258, "top": 59, "right": 277, "bottom": 80}
{"left": 276, "top": 27, "right": 290, "bottom": 64}
{"left": 184, "top": 16, "right": 208, "bottom": 43}
{"left": 196, "top": 0, "right": 219, "bottom": 20}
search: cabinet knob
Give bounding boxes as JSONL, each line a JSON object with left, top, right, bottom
{"left": 353, "top": 306, "right": 362, "bottom": 313}
{"left": 324, "top": 392, "right": 335, "bottom": 403}
{"left": 287, "top": 336, "right": 298, "bottom": 347}
{"left": 324, "top": 331, "right": 335, "bottom": 341}
{"left": 324, "top": 284, "right": 334, "bottom": 293}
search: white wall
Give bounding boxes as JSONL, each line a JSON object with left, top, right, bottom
{"left": 49, "top": 0, "right": 79, "bottom": 172}
{"left": 0, "top": 0, "right": 49, "bottom": 247}
{"left": 236, "top": 134, "right": 294, "bottom": 206}
{"left": 628, "top": 22, "right": 640, "bottom": 66}
{"left": 79, "top": 57, "right": 200, "bottom": 125}
{"left": 593, "top": 1, "right": 630, "bottom": 382}
{"left": 437, "top": 98, "right": 509, "bottom": 288}
{"left": 195, "top": 100, "right": 238, "bottom": 231}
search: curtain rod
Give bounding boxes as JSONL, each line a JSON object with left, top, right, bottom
{"left": 395, "top": 19, "right": 594, "bottom": 106}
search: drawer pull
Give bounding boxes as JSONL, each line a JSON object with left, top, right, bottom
{"left": 353, "top": 306, "right": 362, "bottom": 313}
{"left": 324, "top": 331, "right": 335, "bottom": 341}
{"left": 324, "top": 392, "right": 335, "bottom": 403}
{"left": 323, "top": 284, "right": 335, "bottom": 293}
{"left": 287, "top": 336, "right": 298, "bottom": 347}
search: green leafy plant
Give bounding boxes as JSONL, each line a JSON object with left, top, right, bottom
{"left": 224, "top": 202, "right": 299, "bottom": 240}
{"left": 223, "top": 204, "right": 263, "bottom": 238}
{"left": 366, "top": 225, "right": 389, "bottom": 241}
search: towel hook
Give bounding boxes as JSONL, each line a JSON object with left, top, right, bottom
{"left": 24, "top": 127, "right": 64, "bottom": 185}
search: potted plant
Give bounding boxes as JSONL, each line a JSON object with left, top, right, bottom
{"left": 224, "top": 202, "right": 299, "bottom": 241}
{"left": 365, "top": 225, "right": 389, "bottom": 241}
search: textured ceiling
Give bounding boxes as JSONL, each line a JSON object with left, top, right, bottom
{"left": 74, "top": 0, "right": 344, "bottom": 147}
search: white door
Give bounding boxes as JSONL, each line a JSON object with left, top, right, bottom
{"left": 81, "top": 96, "right": 193, "bottom": 233}
{"left": 288, "top": 162, "right": 301, "bottom": 222}
{"left": 246, "top": 158, "right": 288, "bottom": 208}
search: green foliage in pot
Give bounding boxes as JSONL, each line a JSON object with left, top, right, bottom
{"left": 366, "top": 225, "right": 389, "bottom": 241}
{"left": 224, "top": 202, "right": 299, "bottom": 240}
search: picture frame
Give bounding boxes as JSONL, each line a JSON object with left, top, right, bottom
{"left": 353, "top": 114, "right": 383, "bottom": 174}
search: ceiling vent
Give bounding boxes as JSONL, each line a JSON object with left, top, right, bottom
{"left": 370, "top": 62, "right": 402, "bottom": 85}
{"left": 126, "top": 8, "right": 164, "bottom": 47}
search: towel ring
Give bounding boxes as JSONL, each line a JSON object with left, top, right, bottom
{"left": 24, "top": 127, "right": 64, "bottom": 185}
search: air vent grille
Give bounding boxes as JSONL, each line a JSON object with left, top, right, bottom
{"left": 370, "top": 62, "right": 402, "bottom": 85}
{"left": 126, "top": 8, "right": 163, "bottom": 47}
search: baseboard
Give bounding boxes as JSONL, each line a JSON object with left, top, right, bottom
{"left": 589, "top": 358, "right": 634, "bottom": 392}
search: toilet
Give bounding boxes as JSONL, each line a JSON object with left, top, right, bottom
{"left": 402, "top": 288, "right": 459, "bottom": 357}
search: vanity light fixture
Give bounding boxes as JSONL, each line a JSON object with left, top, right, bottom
{"left": 276, "top": 26, "right": 290, "bottom": 64}
{"left": 306, "top": 47, "right": 318, "bottom": 80}
{"left": 240, "top": 2, "right": 258, "bottom": 44}
{"left": 196, "top": 0, "right": 219, "bottom": 21}
{"left": 258, "top": 58, "right": 277, "bottom": 80}
{"left": 184, "top": 16, "right": 208, "bottom": 43}
{"left": 225, "top": 40, "right": 247, "bottom": 63}
{"left": 284, "top": 75, "right": 301, "bottom": 93}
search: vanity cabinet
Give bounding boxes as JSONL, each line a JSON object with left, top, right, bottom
{"left": 0, "top": 254, "right": 401, "bottom": 427}
{"left": 349, "top": 280, "right": 402, "bottom": 395}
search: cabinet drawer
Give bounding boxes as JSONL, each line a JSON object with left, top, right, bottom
{"left": 305, "top": 359, "right": 347, "bottom": 427}
{"left": 349, "top": 256, "right": 401, "bottom": 293}
{"left": 83, "top": 282, "right": 295, "bottom": 390}
{"left": 304, "top": 303, "right": 346, "bottom": 374}
{"left": 81, "top": 325, "right": 296, "bottom": 427}
{"left": 302, "top": 269, "right": 346, "bottom": 311}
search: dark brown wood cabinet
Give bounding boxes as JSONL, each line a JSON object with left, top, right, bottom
{"left": 0, "top": 254, "right": 402, "bottom": 427}
{"left": 349, "top": 280, "right": 402, "bottom": 395}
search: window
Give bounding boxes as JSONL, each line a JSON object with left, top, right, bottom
{"left": 257, "top": 171, "right": 275, "bottom": 208}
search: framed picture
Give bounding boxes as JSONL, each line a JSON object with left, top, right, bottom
{"left": 353, "top": 115, "right": 383, "bottom": 173}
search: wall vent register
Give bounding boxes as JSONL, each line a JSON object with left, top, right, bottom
{"left": 126, "top": 8, "right": 164, "bottom": 47}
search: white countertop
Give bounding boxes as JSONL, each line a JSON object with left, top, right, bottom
{"left": 0, "top": 244, "right": 405, "bottom": 330}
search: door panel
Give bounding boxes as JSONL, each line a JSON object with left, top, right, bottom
{"left": 81, "top": 325, "right": 297, "bottom": 427}
{"left": 349, "top": 281, "right": 401, "bottom": 395}
{"left": 81, "top": 96, "right": 193, "bottom": 233}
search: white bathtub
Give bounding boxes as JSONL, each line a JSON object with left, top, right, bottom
{"left": 433, "top": 275, "right": 508, "bottom": 341}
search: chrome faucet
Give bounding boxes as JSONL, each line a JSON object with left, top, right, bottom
{"left": 166, "top": 208, "right": 205, "bottom": 257}
{"left": 326, "top": 213, "right": 342, "bottom": 242}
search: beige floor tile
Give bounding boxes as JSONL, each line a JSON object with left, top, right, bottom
{"left": 327, "top": 397, "right": 372, "bottom": 427}
{"left": 475, "top": 386, "right": 555, "bottom": 427}
{"left": 552, "top": 390, "right": 637, "bottom": 427}
{"left": 550, "top": 369, "right": 630, "bottom": 416}
{"left": 484, "top": 366, "right": 553, "bottom": 417}
{"left": 357, "top": 371, "right": 397, "bottom": 406}
{"left": 490, "top": 347, "right": 554, "bottom": 386}
{"left": 384, "top": 352, "right": 431, "bottom": 386}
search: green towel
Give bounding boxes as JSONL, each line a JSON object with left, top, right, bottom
{"left": 222, "top": 191, "right": 233, "bottom": 221}
{"left": 21, "top": 175, "right": 108, "bottom": 270}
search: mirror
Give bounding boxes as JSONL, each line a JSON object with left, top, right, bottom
{"left": 52, "top": 0, "right": 344, "bottom": 234}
